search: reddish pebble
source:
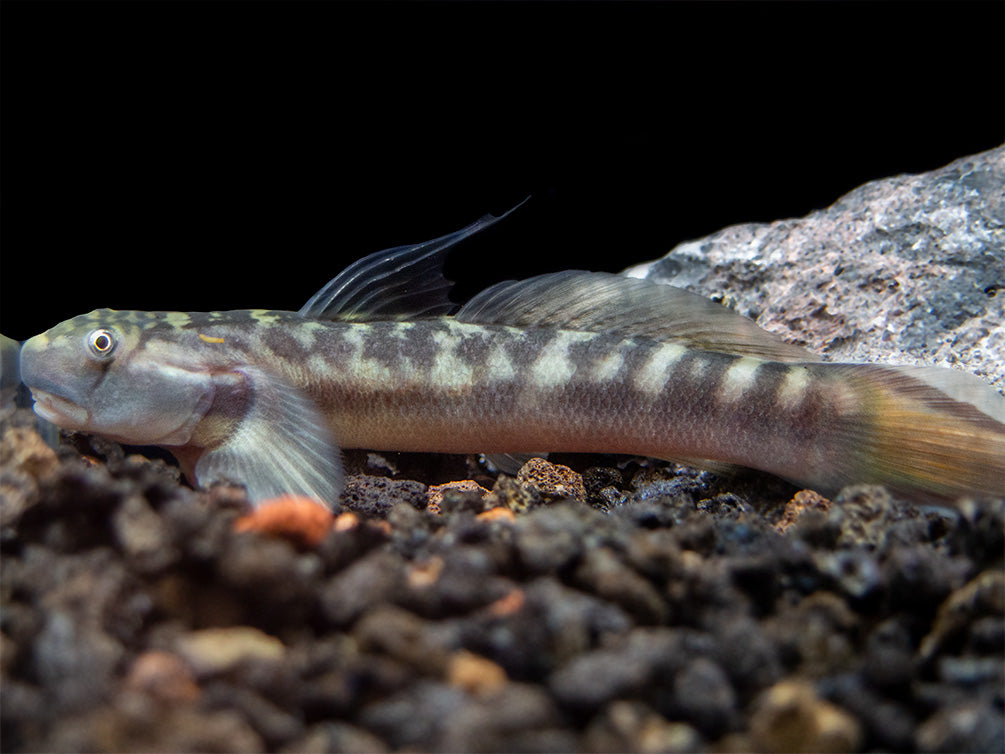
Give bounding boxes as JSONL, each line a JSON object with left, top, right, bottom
{"left": 486, "top": 588, "right": 525, "bottom": 617}
{"left": 233, "top": 495, "right": 334, "bottom": 548}
{"left": 123, "top": 650, "right": 200, "bottom": 702}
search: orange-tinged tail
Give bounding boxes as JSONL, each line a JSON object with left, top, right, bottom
{"left": 828, "top": 364, "right": 1005, "bottom": 502}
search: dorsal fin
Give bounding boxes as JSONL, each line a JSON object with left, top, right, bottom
{"left": 457, "top": 270, "right": 817, "bottom": 362}
{"left": 299, "top": 198, "right": 529, "bottom": 321}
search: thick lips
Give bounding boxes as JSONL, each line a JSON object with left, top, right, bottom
{"left": 29, "top": 389, "right": 89, "bottom": 429}
{"left": 19, "top": 334, "right": 91, "bottom": 430}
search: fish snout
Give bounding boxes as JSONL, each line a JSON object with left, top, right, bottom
{"left": 19, "top": 334, "right": 91, "bottom": 429}
{"left": 18, "top": 335, "right": 51, "bottom": 394}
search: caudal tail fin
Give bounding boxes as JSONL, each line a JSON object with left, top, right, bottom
{"left": 826, "top": 363, "right": 1005, "bottom": 502}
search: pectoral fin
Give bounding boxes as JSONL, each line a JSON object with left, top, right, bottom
{"left": 482, "top": 452, "right": 549, "bottom": 475}
{"left": 192, "top": 367, "right": 343, "bottom": 509}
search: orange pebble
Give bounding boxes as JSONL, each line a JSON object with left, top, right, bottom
{"left": 486, "top": 588, "right": 525, "bottom": 617}
{"left": 233, "top": 495, "right": 334, "bottom": 548}
{"left": 447, "top": 650, "right": 508, "bottom": 696}
{"left": 333, "top": 511, "right": 361, "bottom": 532}
{"left": 476, "top": 507, "right": 516, "bottom": 523}
{"left": 407, "top": 556, "right": 445, "bottom": 588}
{"left": 776, "top": 489, "right": 833, "bottom": 534}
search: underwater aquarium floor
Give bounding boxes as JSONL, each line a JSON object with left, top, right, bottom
{"left": 1, "top": 406, "right": 1002, "bottom": 753}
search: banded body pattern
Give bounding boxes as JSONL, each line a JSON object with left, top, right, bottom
{"left": 195, "top": 315, "right": 871, "bottom": 490}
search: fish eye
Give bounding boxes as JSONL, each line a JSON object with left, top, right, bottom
{"left": 87, "top": 328, "right": 118, "bottom": 359}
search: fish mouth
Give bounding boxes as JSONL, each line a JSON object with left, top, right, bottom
{"left": 29, "top": 389, "right": 90, "bottom": 429}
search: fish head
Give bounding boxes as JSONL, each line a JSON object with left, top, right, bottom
{"left": 19, "top": 309, "right": 215, "bottom": 446}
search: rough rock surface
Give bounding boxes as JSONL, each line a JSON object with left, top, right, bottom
{"left": 627, "top": 146, "right": 1005, "bottom": 392}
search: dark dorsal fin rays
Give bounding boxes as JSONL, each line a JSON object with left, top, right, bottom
{"left": 299, "top": 198, "right": 530, "bottom": 321}
{"left": 457, "top": 270, "right": 818, "bottom": 363}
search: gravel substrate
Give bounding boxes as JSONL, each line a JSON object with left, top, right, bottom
{"left": 1, "top": 405, "right": 1002, "bottom": 753}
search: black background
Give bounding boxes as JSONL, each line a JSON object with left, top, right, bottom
{"left": 2, "top": 1, "right": 1003, "bottom": 340}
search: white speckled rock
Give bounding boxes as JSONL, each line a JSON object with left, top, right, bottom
{"left": 626, "top": 146, "right": 1005, "bottom": 393}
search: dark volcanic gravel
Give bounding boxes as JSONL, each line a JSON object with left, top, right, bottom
{"left": 1, "top": 405, "right": 1003, "bottom": 753}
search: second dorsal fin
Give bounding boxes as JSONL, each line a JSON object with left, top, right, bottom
{"left": 457, "top": 270, "right": 817, "bottom": 362}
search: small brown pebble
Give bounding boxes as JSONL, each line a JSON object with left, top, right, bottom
{"left": 113, "top": 494, "right": 175, "bottom": 571}
{"left": 234, "top": 495, "right": 334, "bottom": 548}
{"left": 407, "top": 556, "right": 445, "bottom": 588}
{"left": 831, "top": 485, "right": 900, "bottom": 547}
{"left": 574, "top": 547, "right": 669, "bottom": 625}
{"left": 123, "top": 650, "right": 200, "bottom": 702}
{"left": 0, "top": 426, "right": 59, "bottom": 478}
{"left": 776, "top": 489, "right": 832, "bottom": 533}
{"left": 919, "top": 570, "right": 1005, "bottom": 662}
{"left": 584, "top": 700, "right": 702, "bottom": 754}
{"left": 446, "top": 650, "right": 508, "bottom": 696}
{"left": 915, "top": 699, "right": 1004, "bottom": 753}
{"left": 354, "top": 604, "right": 451, "bottom": 675}
{"left": 516, "top": 457, "right": 587, "bottom": 502}
{"left": 749, "top": 679, "right": 862, "bottom": 753}
{"left": 207, "top": 482, "right": 254, "bottom": 510}
{"left": 485, "top": 474, "right": 542, "bottom": 512}
{"left": 321, "top": 550, "right": 405, "bottom": 627}
{"left": 175, "top": 626, "right": 285, "bottom": 677}
{"left": 427, "top": 480, "right": 489, "bottom": 514}
{"left": 281, "top": 723, "right": 389, "bottom": 754}
{"left": 0, "top": 468, "right": 39, "bottom": 527}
